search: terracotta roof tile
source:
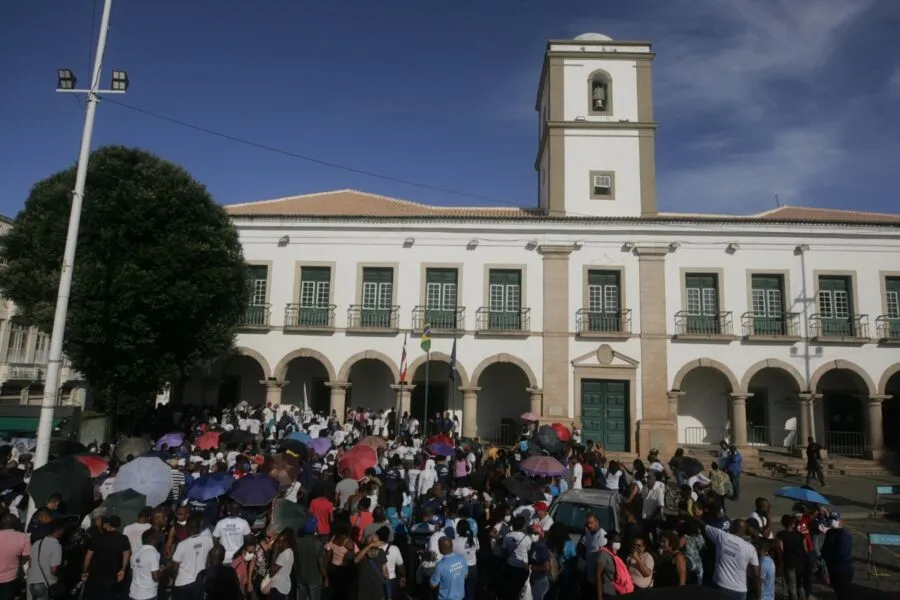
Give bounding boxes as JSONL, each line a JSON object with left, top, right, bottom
{"left": 750, "top": 205, "right": 900, "bottom": 223}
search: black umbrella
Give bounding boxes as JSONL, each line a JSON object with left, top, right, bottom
{"left": 49, "top": 439, "right": 87, "bottom": 460}
{"left": 100, "top": 489, "right": 147, "bottom": 527}
{"left": 28, "top": 456, "right": 94, "bottom": 517}
{"left": 277, "top": 439, "right": 309, "bottom": 460}
{"left": 681, "top": 456, "right": 705, "bottom": 478}
{"left": 500, "top": 474, "right": 545, "bottom": 504}
{"left": 220, "top": 430, "right": 254, "bottom": 446}
{"left": 114, "top": 437, "right": 152, "bottom": 461}
{"left": 534, "top": 425, "right": 563, "bottom": 455}
{"left": 273, "top": 499, "right": 310, "bottom": 534}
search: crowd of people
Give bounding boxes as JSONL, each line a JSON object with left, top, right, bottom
{"left": 0, "top": 401, "right": 854, "bottom": 600}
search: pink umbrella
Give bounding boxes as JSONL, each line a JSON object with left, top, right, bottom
{"left": 520, "top": 412, "right": 539, "bottom": 421}
{"left": 520, "top": 455, "right": 567, "bottom": 477}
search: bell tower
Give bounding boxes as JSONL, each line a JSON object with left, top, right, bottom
{"left": 535, "top": 33, "right": 658, "bottom": 218}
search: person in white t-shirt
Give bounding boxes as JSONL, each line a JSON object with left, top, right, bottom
{"left": 572, "top": 458, "right": 584, "bottom": 490}
{"left": 373, "top": 526, "right": 406, "bottom": 592}
{"left": 123, "top": 508, "right": 153, "bottom": 556}
{"left": 213, "top": 503, "right": 252, "bottom": 560}
{"left": 501, "top": 516, "right": 533, "bottom": 597}
{"left": 705, "top": 520, "right": 760, "bottom": 596}
{"left": 130, "top": 529, "right": 161, "bottom": 600}
{"left": 172, "top": 515, "right": 214, "bottom": 592}
{"left": 269, "top": 530, "right": 295, "bottom": 598}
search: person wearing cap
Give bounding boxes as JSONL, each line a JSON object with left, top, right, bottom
{"left": 82, "top": 514, "right": 131, "bottom": 598}
{"left": 532, "top": 502, "right": 554, "bottom": 532}
{"left": 528, "top": 524, "right": 552, "bottom": 600}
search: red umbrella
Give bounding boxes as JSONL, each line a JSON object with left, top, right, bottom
{"left": 195, "top": 431, "right": 221, "bottom": 451}
{"left": 74, "top": 454, "right": 109, "bottom": 478}
{"left": 426, "top": 434, "right": 454, "bottom": 448}
{"left": 338, "top": 445, "right": 377, "bottom": 480}
{"left": 550, "top": 423, "right": 571, "bottom": 442}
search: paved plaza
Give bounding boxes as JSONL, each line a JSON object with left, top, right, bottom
{"left": 726, "top": 473, "right": 900, "bottom": 598}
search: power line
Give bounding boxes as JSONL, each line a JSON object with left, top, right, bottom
{"left": 101, "top": 97, "right": 532, "bottom": 207}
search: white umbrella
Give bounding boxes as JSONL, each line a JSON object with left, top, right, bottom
{"left": 113, "top": 456, "right": 172, "bottom": 507}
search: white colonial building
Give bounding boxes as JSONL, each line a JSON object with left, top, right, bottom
{"left": 183, "top": 33, "right": 900, "bottom": 460}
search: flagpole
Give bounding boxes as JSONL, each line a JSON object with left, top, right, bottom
{"left": 424, "top": 351, "right": 430, "bottom": 437}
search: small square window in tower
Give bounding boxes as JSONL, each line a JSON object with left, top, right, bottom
{"left": 590, "top": 172, "right": 614, "bottom": 199}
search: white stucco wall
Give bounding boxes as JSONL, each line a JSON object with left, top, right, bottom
{"left": 563, "top": 131, "right": 642, "bottom": 218}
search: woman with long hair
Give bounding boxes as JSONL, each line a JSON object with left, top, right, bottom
{"left": 230, "top": 536, "right": 257, "bottom": 599}
{"left": 324, "top": 521, "right": 358, "bottom": 600}
{"left": 267, "top": 528, "right": 296, "bottom": 600}
{"left": 653, "top": 530, "right": 687, "bottom": 587}
{"left": 452, "top": 519, "right": 479, "bottom": 600}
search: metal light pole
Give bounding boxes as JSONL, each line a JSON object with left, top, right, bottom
{"left": 32, "top": 0, "right": 128, "bottom": 472}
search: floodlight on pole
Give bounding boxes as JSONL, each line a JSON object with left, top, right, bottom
{"left": 111, "top": 70, "right": 129, "bottom": 92}
{"left": 32, "top": 0, "right": 126, "bottom": 512}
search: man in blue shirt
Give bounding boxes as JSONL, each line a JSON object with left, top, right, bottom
{"left": 430, "top": 537, "right": 467, "bottom": 600}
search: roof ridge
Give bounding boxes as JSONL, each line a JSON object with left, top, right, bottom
{"left": 226, "top": 189, "right": 348, "bottom": 208}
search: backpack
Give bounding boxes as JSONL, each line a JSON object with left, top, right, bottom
{"left": 601, "top": 547, "right": 634, "bottom": 595}
{"left": 547, "top": 550, "right": 562, "bottom": 582}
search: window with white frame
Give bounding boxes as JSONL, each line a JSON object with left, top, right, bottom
{"left": 590, "top": 172, "right": 614, "bottom": 199}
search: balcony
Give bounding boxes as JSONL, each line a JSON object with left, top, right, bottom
{"left": 740, "top": 312, "right": 802, "bottom": 341}
{"left": 347, "top": 305, "right": 400, "bottom": 332}
{"left": 2, "top": 363, "right": 46, "bottom": 381}
{"left": 239, "top": 304, "right": 271, "bottom": 330}
{"left": 475, "top": 307, "right": 531, "bottom": 336}
{"left": 673, "top": 311, "right": 735, "bottom": 340}
{"left": 284, "top": 303, "right": 336, "bottom": 332}
{"left": 411, "top": 306, "right": 465, "bottom": 333}
{"left": 875, "top": 315, "right": 900, "bottom": 344}
{"left": 808, "top": 313, "right": 869, "bottom": 343}
{"left": 575, "top": 308, "right": 632, "bottom": 338}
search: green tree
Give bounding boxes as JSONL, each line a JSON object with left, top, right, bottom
{"left": 0, "top": 146, "right": 249, "bottom": 419}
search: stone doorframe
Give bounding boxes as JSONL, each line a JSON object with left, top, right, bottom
{"left": 572, "top": 362, "right": 638, "bottom": 454}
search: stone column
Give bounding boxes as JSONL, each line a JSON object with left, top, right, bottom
{"left": 666, "top": 391, "right": 684, "bottom": 420}
{"left": 538, "top": 245, "right": 575, "bottom": 418}
{"left": 729, "top": 393, "right": 753, "bottom": 448}
{"left": 458, "top": 386, "right": 481, "bottom": 438}
{"left": 527, "top": 387, "right": 544, "bottom": 418}
{"left": 865, "top": 394, "right": 891, "bottom": 459}
{"left": 260, "top": 379, "right": 287, "bottom": 406}
{"left": 797, "top": 393, "right": 814, "bottom": 447}
{"left": 326, "top": 381, "right": 351, "bottom": 419}
{"left": 390, "top": 383, "right": 415, "bottom": 416}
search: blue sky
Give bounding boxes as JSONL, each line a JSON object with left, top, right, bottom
{"left": 1, "top": 0, "right": 898, "bottom": 217}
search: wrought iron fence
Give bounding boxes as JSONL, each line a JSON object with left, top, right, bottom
{"left": 740, "top": 312, "right": 801, "bottom": 338}
{"left": 674, "top": 311, "right": 733, "bottom": 336}
{"left": 876, "top": 315, "right": 900, "bottom": 341}
{"left": 284, "top": 303, "right": 336, "bottom": 329}
{"left": 808, "top": 313, "right": 868, "bottom": 340}
{"left": 347, "top": 305, "right": 400, "bottom": 330}
{"left": 475, "top": 307, "right": 531, "bottom": 332}
{"left": 479, "top": 423, "right": 517, "bottom": 446}
{"left": 824, "top": 430, "right": 867, "bottom": 457}
{"left": 682, "top": 426, "right": 729, "bottom": 448}
{"left": 575, "top": 309, "right": 632, "bottom": 334}
{"left": 411, "top": 306, "right": 465, "bottom": 331}
{"left": 241, "top": 304, "right": 271, "bottom": 328}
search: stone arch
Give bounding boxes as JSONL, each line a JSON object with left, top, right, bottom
{"left": 740, "top": 359, "right": 805, "bottom": 394}
{"left": 586, "top": 69, "right": 613, "bottom": 115}
{"left": 471, "top": 354, "right": 538, "bottom": 388}
{"left": 222, "top": 347, "right": 272, "bottom": 379}
{"left": 878, "top": 364, "right": 900, "bottom": 396}
{"left": 407, "top": 352, "right": 470, "bottom": 388}
{"left": 809, "top": 359, "right": 876, "bottom": 395}
{"left": 672, "top": 358, "right": 739, "bottom": 393}
{"left": 337, "top": 350, "right": 401, "bottom": 383}
{"left": 273, "top": 348, "right": 337, "bottom": 382}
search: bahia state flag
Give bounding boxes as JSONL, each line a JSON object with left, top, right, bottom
{"left": 420, "top": 323, "right": 432, "bottom": 352}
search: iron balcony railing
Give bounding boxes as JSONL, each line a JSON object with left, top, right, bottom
{"left": 808, "top": 313, "right": 868, "bottom": 340}
{"left": 876, "top": 315, "right": 900, "bottom": 341}
{"left": 674, "top": 311, "right": 733, "bottom": 337}
{"left": 411, "top": 306, "right": 465, "bottom": 332}
{"left": 5, "top": 363, "right": 46, "bottom": 381}
{"left": 347, "top": 305, "right": 400, "bottom": 330}
{"left": 740, "top": 312, "right": 801, "bottom": 338}
{"left": 576, "top": 308, "right": 632, "bottom": 334}
{"left": 284, "top": 303, "right": 336, "bottom": 329}
{"left": 475, "top": 307, "right": 531, "bottom": 333}
{"left": 240, "top": 304, "right": 271, "bottom": 328}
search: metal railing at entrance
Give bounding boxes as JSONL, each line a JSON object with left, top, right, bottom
{"left": 824, "top": 430, "right": 867, "bottom": 457}
{"left": 479, "top": 423, "right": 517, "bottom": 447}
{"left": 682, "top": 426, "right": 729, "bottom": 448}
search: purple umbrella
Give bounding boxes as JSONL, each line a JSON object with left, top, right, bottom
{"left": 520, "top": 456, "right": 567, "bottom": 477}
{"left": 154, "top": 432, "right": 184, "bottom": 450}
{"left": 426, "top": 442, "right": 454, "bottom": 457}
{"left": 229, "top": 474, "right": 280, "bottom": 507}
{"left": 310, "top": 437, "right": 331, "bottom": 455}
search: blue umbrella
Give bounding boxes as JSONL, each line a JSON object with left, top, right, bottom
{"left": 229, "top": 474, "right": 280, "bottom": 507}
{"left": 773, "top": 486, "right": 830, "bottom": 506}
{"left": 285, "top": 431, "right": 312, "bottom": 445}
{"left": 426, "top": 442, "right": 454, "bottom": 457}
{"left": 186, "top": 472, "right": 234, "bottom": 501}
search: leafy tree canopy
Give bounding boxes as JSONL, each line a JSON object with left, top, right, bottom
{"left": 0, "top": 146, "right": 249, "bottom": 415}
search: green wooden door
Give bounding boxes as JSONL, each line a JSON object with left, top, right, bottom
{"left": 750, "top": 274, "right": 785, "bottom": 335}
{"left": 587, "top": 270, "right": 621, "bottom": 332}
{"left": 817, "top": 276, "right": 852, "bottom": 336}
{"left": 886, "top": 277, "right": 900, "bottom": 339}
{"left": 685, "top": 273, "right": 720, "bottom": 334}
{"left": 425, "top": 268, "right": 459, "bottom": 329}
{"left": 488, "top": 269, "right": 522, "bottom": 330}
{"left": 299, "top": 266, "right": 331, "bottom": 326}
{"left": 580, "top": 380, "right": 629, "bottom": 452}
{"left": 246, "top": 265, "right": 269, "bottom": 325}
{"left": 361, "top": 267, "right": 393, "bottom": 327}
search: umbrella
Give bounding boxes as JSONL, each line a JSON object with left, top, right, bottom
{"left": 426, "top": 442, "right": 454, "bottom": 457}
{"left": 100, "top": 489, "right": 147, "bottom": 527}
{"left": 154, "top": 432, "right": 184, "bottom": 450}
{"left": 194, "top": 431, "right": 221, "bottom": 451}
{"left": 285, "top": 431, "right": 312, "bottom": 445}
{"left": 520, "top": 412, "right": 539, "bottom": 421}
{"left": 534, "top": 425, "right": 563, "bottom": 455}
{"left": 220, "top": 430, "right": 254, "bottom": 446}
{"left": 520, "top": 455, "right": 567, "bottom": 477}
{"left": 114, "top": 437, "right": 151, "bottom": 461}
{"left": 499, "top": 474, "right": 545, "bottom": 504}
{"left": 277, "top": 439, "right": 309, "bottom": 460}
{"left": 28, "top": 456, "right": 94, "bottom": 516}
{"left": 0, "top": 469, "right": 25, "bottom": 494}
{"left": 681, "top": 456, "right": 705, "bottom": 478}
{"left": 186, "top": 472, "right": 234, "bottom": 501}
{"left": 259, "top": 453, "right": 300, "bottom": 487}
{"left": 230, "top": 474, "right": 280, "bottom": 506}
{"left": 338, "top": 445, "right": 377, "bottom": 480}
{"left": 114, "top": 456, "right": 173, "bottom": 507}
{"left": 426, "top": 434, "right": 454, "bottom": 448}
{"left": 773, "top": 486, "right": 830, "bottom": 506}
{"left": 74, "top": 454, "right": 109, "bottom": 478}
{"left": 49, "top": 439, "right": 87, "bottom": 459}
{"left": 359, "top": 436, "right": 388, "bottom": 451}
{"left": 550, "top": 423, "right": 571, "bottom": 442}
{"left": 310, "top": 437, "right": 331, "bottom": 455}
{"left": 273, "top": 499, "right": 311, "bottom": 534}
